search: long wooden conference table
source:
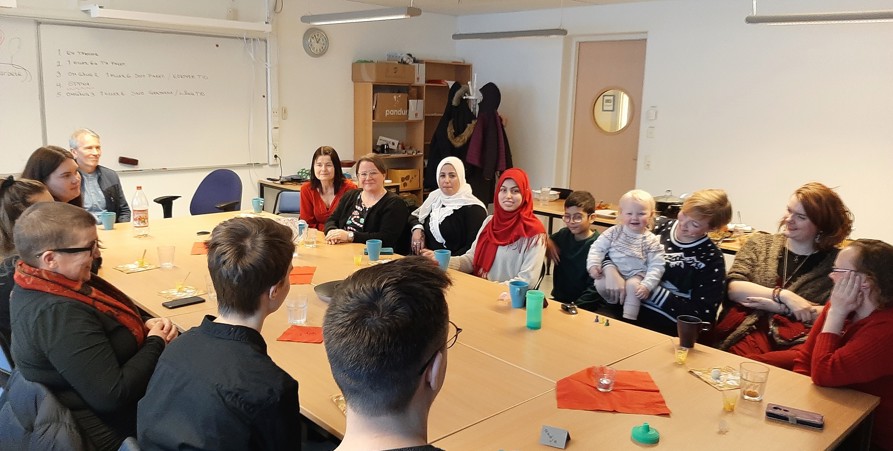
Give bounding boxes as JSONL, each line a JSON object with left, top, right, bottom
{"left": 97, "top": 212, "right": 878, "bottom": 449}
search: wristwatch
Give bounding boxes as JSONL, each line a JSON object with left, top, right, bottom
{"left": 347, "top": 231, "right": 354, "bottom": 242}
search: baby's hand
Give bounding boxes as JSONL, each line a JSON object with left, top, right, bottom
{"left": 589, "top": 265, "right": 603, "bottom": 279}
{"left": 635, "top": 284, "right": 650, "bottom": 300}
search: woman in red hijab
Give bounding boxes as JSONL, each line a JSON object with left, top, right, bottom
{"left": 447, "top": 168, "right": 546, "bottom": 284}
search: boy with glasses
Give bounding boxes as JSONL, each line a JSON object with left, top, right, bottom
{"left": 545, "top": 191, "right": 602, "bottom": 310}
{"left": 323, "top": 256, "right": 454, "bottom": 451}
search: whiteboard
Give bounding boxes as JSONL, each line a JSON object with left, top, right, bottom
{"left": 0, "top": 17, "right": 42, "bottom": 175}
{"left": 38, "top": 24, "right": 269, "bottom": 172}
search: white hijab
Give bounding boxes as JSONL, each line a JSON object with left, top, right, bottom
{"left": 412, "top": 157, "right": 486, "bottom": 245}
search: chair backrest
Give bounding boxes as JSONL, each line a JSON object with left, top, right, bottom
{"left": 275, "top": 191, "right": 300, "bottom": 215}
{"left": 189, "top": 169, "right": 242, "bottom": 215}
{"left": 0, "top": 371, "right": 87, "bottom": 450}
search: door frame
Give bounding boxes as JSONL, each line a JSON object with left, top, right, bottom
{"left": 554, "top": 32, "right": 648, "bottom": 187}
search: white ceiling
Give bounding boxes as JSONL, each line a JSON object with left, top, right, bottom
{"left": 346, "top": 0, "right": 658, "bottom": 16}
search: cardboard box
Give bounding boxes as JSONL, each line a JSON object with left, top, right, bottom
{"left": 387, "top": 168, "right": 420, "bottom": 191}
{"left": 412, "top": 63, "right": 426, "bottom": 85}
{"left": 408, "top": 99, "right": 423, "bottom": 120}
{"left": 374, "top": 93, "right": 408, "bottom": 121}
{"left": 352, "top": 62, "right": 415, "bottom": 84}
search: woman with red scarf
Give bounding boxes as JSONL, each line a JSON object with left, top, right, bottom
{"left": 448, "top": 168, "right": 546, "bottom": 285}
{"left": 7, "top": 202, "right": 177, "bottom": 451}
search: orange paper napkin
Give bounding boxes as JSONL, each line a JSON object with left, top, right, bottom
{"left": 191, "top": 241, "right": 209, "bottom": 255}
{"left": 289, "top": 266, "right": 316, "bottom": 285}
{"left": 556, "top": 367, "right": 671, "bottom": 416}
{"left": 277, "top": 325, "right": 323, "bottom": 343}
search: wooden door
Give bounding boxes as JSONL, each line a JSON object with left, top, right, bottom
{"left": 570, "top": 40, "right": 646, "bottom": 206}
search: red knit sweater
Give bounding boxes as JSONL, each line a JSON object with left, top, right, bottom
{"left": 298, "top": 180, "right": 356, "bottom": 231}
{"left": 793, "top": 302, "right": 893, "bottom": 451}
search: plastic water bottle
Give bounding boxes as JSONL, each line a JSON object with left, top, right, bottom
{"left": 131, "top": 186, "right": 150, "bottom": 237}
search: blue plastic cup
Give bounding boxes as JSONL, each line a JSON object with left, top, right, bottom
{"left": 434, "top": 249, "right": 451, "bottom": 271}
{"left": 508, "top": 280, "right": 529, "bottom": 309}
{"left": 251, "top": 197, "right": 264, "bottom": 213}
{"left": 526, "top": 290, "right": 545, "bottom": 329}
{"left": 367, "top": 239, "right": 382, "bottom": 262}
{"left": 99, "top": 211, "right": 116, "bottom": 230}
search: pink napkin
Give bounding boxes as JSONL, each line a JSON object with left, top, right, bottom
{"left": 556, "top": 367, "right": 671, "bottom": 416}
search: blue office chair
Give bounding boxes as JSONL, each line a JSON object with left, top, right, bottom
{"left": 189, "top": 169, "right": 243, "bottom": 215}
{"left": 274, "top": 191, "right": 300, "bottom": 215}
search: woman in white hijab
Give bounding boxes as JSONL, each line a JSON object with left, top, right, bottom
{"left": 409, "top": 157, "right": 487, "bottom": 256}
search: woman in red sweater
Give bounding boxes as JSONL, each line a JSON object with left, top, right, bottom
{"left": 300, "top": 146, "right": 356, "bottom": 231}
{"left": 792, "top": 239, "right": 893, "bottom": 451}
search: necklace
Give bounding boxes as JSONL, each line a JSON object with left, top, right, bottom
{"left": 778, "top": 246, "right": 815, "bottom": 289}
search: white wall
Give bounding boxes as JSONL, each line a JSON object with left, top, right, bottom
{"left": 457, "top": 0, "right": 893, "bottom": 243}
{"left": 10, "top": 0, "right": 459, "bottom": 218}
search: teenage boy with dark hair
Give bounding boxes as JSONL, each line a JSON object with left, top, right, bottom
{"left": 137, "top": 217, "right": 301, "bottom": 450}
{"left": 546, "top": 191, "right": 602, "bottom": 310}
{"left": 324, "top": 256, "right": 455, "bottom": 451}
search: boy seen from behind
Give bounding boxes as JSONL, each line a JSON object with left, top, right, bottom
{"left": 546, "top": 191, "right": 601, "bottom": 310}
{"left": 137, "top": 217, "right": 301, "bottom": 450}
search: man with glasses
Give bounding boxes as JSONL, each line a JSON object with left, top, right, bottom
{"left": 545, "top": 191, "right": 602, "bottom": 311}
{"left": 324, "top": 256, "right": 455, "bottom": 450}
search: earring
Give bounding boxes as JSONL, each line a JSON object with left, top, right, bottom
{"left": 815, "top": 232, "right": 823, "bottom": 244}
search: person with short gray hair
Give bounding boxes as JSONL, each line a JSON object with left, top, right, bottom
{"left": 70, "top": 128, "right": 131, "bottom": 223}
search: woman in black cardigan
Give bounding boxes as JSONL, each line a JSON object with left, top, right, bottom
{"left": 325, "top": 153, "right": 410, "bottom": 254}
{"left": 409, "top": 157, "right": 487, "bottom": 256}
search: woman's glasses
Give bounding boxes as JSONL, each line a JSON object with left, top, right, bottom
{"left": 37, "top": 240, "right": 100, "bottom": 257}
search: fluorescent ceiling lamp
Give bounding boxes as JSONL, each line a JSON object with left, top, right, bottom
{"left": 301, "top": 7, "right": 421, "bottom": 25}
{"left": 452, "top": 28, "right": 568, "bottom": 40}
{"left": 80, "top": 4, "right": 271, "bottom": 33}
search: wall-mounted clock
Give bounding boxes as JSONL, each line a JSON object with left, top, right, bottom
{"left": 303, "top": 27, "right": 329, "bottom": 57}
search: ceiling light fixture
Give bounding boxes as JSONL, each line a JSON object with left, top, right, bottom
{"left": 300, "top": 7, "right": 421, "bottom": 26}
{"left": 745, "top": 1, "right": 893, "bottom": 24}
{"left": 80, "top": 4, "right": 271, "bottom": 32}
{"left": 452, "top": 28, "right": 568, "bottom": 40}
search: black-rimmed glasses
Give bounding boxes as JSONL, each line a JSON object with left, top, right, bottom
{"left": 418, "top": 320, "right": 462, "bottom": 375}
{"left": 37, "top": 240, "right": 100, "bottom": 258}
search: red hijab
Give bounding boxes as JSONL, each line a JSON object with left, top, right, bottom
{"left": 472, "top": 168, "right": 545, "bottom": 278}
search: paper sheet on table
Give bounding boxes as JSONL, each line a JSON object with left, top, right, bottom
{"left": 113, "top": 263, "right": 158, "bottom": 274}
{"left": 689, "top": 366, "right": 740, "bottom": 390}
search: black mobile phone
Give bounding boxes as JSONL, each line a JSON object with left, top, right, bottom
{"left": 162, "top": 296, "right": 206, "bottom": 309}
{"left": 766, "top": 403, "right": 825, "bottom": 430}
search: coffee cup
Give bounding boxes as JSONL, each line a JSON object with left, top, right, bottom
{"left": 676, "top": 315, "right": 711, "bottom": 348}
{"left": 99, "top": 211, "right": 116, "bottom": 230}
{"left": 251, "top": 197, "right": 264, "bottom": 213}
{"left": 508, "top": 280, "right": 529, "bottom": 309}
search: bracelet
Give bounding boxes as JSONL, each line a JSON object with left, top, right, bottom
{"left": 772, "top": 287, "right": 782, "bottom": 304}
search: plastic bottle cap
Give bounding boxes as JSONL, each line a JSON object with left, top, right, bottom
{"left": 631, "top": 422, "right": 660, "bottom": 445}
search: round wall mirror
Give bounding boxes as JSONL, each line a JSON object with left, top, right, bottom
{"left": 593, "top": 89, "right": 633, "bottom": 133}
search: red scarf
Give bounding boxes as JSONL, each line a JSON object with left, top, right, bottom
{"left": 15, "top": 261, "right": 147, "bottom": 346}
{"left": 472, "top": 168, "right": 545, "bottom": 278}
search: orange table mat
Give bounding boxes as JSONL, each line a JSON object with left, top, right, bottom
{"left": 289, "top": 266, "right": 316, "bottom": 285}
{"left": 277, "top": 325, "right": 323, "bottom": 343}
{"left": 556, "top": 367, "right": 671, "bottom": 416}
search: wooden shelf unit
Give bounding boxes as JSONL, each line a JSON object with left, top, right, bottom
{"left": 353, "top": 81, "right": 424, "bottom": 203}
{"left": 420, "top": 61, "right": 472, "bottom": 155}
{"left": 353, "top": 61, "right": 471, "bottom": 203}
